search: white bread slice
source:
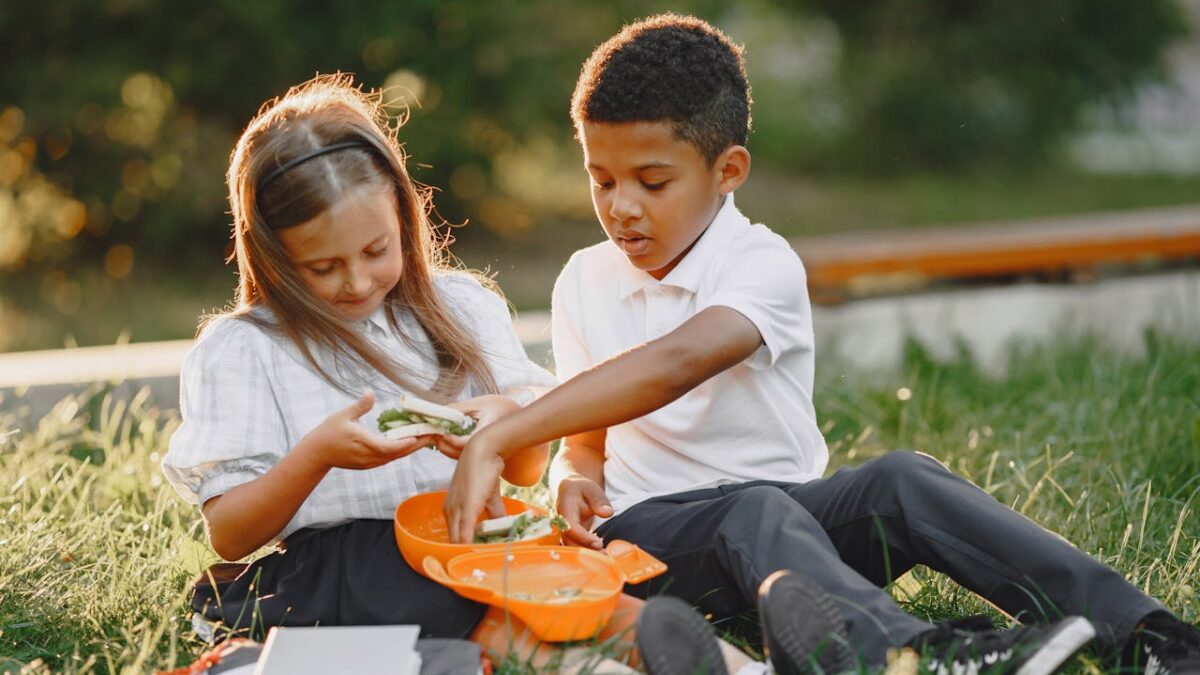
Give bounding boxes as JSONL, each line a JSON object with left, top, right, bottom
{"left": 382, "top": 423, "right": 444, "bottom": 440}
{"left": 476, "top": 510, "right": 533, "bottom": 537}
{"left": 398, "top": 394, "right": 472, "bottom": 428}
{"left": 519, "top": 516, "right": 553, "bottom": 540}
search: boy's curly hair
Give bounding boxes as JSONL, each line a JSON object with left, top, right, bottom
{"left": 571, "top": 13, "right": 752, "bottom": 165}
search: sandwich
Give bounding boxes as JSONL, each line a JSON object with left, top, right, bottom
{"left": 377, "top": 394, "right": 478, "bottom": 440}
{"left": 474, "top": 510, "right": 570, "bottom": 544}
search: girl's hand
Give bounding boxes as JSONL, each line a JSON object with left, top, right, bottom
{"left": 431, "top": 394, "right": 521, "bottom": 460}
{"left": 444, "top": 434, "right": 506, "bottom": 543}
{"left": 302, "top": 392, "right": 435, "bottom": 471}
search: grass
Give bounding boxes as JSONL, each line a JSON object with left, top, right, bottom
{"left": 1, "top": 331, "right": 1198, "bottom": 673}
{"left": 818, "top": 333, "right": 1200, "bottom": 634}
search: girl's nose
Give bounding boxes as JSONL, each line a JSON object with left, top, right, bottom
{"left": 343, "top": 266, "right": 373, "bottom": 296}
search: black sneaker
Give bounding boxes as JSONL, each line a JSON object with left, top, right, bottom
{"left": 636, "top": 595, "right": 730, "bottom": 675}
{"left": 1122, "top": 612, "right": 1200, "bottom": 675}
{"left": 908, "top": 615, "right": 1096, "bottom": 675}
{"left": 757, "top": 570, "right": 856, "bottom": 675}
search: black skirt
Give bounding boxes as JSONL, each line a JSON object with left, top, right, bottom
{"left": 191, "top": 519, "right": 488, "bottom": 640}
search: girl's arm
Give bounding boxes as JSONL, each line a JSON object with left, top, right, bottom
{"left": 201, "top": 392, "right": 434, "bottom": 561}
{"left": 202, "top": 438, "right": 330, "bottom": 561}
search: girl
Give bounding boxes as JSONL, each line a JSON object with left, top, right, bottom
{"left": 160, "top": 74, "right": 756, "bottom": 674}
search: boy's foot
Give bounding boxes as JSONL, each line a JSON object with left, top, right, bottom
{"left": 907, "top": 616, "right": 1096, "bottom": 675}
{"left": 757, "top": 570, "right": 856, "bottom": 675}
{"left": 637, "top": 595, "right": 730, "bottom": 675}
{"left": 1121, "top": 611, "right": 1200, "bottom": 675}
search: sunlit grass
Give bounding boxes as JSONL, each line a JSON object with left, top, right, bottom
{"left": 1, "top": 332, "right": 1197, "bottom": 673}
{"left": 817, "top": 332, "right": 1200, "bottom": 671}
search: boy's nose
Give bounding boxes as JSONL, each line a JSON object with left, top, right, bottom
{"left": 607, "top": 189, "right": 642, "bottom": 222}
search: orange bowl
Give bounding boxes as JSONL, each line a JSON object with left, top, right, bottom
{"left": 394, "top": 490, "right": 562, "bottom": 575}
{"left": 423, "top": 542, "right": 665, "bottom": 642}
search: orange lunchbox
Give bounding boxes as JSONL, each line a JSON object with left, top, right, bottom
{"left": 422, "top": 541, "right": 667, "bottom": 642}
{"left": 394, "top": 490, "right": 564, "bottom": 574}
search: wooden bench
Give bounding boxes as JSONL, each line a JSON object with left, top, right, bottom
{"left": 794, "top": 205, "right": 1200, "bottom": 304}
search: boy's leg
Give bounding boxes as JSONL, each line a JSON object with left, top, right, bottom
{"left": 775, "top": 450, "right": 1166, "bottom": 651}
{"left": 597, "top": 484, "right": 931, "bottom": 663}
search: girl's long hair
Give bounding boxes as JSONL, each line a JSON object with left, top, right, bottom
{"left": 213, "top": 73, "right": 497, "bottom": 400}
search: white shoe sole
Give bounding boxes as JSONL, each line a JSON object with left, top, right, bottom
{"left": 1015, "top": 617, "right": 1097, "bottom": 675}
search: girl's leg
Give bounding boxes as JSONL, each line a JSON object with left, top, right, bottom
{"left": 470, "top": 602, "right": 636, "bottom": 670}
{"left": 470, "top": 594, "right": 755, "bottom": 672}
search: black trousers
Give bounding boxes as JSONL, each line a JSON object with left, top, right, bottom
{"left": 192, "top": 519, "right": 488, "bottom": 640}
{"left": 596, "top": 450, "right": 1164, "bottom": 663}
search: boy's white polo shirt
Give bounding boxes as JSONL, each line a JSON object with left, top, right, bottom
{"left": 551, "top": 195, "right": 829, "bottom": 516}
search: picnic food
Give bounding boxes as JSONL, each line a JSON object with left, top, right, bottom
{"left": 377, "top": 394, "right": 477, "bottom": 439}
{"left": 394, "top": 491, "right": 564, "bottom": 573}
{"left": 473, "top": 510, "right": 570, "bottom": 544}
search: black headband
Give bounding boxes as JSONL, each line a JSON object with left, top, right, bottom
{"left": 259, "top": 141, "right": 369, "bottom": 189}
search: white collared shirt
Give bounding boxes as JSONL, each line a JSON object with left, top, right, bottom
{"left": 162, "top": 272, "right": 558, "bottom": 541}
{"left": 551, "top": 195, "right": 828, "bottom": 515}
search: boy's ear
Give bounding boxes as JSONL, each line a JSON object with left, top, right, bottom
{"left": 715, "top": 145, "right": 751, "bottom": 195}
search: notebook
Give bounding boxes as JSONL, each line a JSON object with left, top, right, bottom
{"left": 253, "top": 625, "right": 421, "bottom": 675}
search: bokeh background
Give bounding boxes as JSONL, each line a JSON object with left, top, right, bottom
{"left": 3, "top": 0, "right": 1199, "bottom": 353}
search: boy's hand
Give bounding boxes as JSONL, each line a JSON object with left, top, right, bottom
{"left": 304, "top": 392, "right": 435, "bottom": 471}
{"left": 430, "top": 394, "right": 520, "bottom": 460}
{"left": 444, "top": 439, "right": 506, "bottom": 543}
{"left": 556, "top": 476, "right": 612, "bottom": 549}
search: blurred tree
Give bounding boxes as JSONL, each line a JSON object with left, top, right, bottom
{"left": 0, "top": 0, "right": 1187, "bottom": 288}
{"left": 765, "top": 0, "right": 1190, "bottom": 173}
{"left": 0, "top": 0, "right": 725, "bottom": 278}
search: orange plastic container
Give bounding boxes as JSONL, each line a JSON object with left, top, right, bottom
{"left": 394, "top": 490, "right": 563, "bottom": 574}
{"left": 422, "top": 540, "right": 667, "bottom": 642}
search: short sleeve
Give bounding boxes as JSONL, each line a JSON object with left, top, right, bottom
{"left": 161, "top": 320, "right": 288, "bottom": 505}
{"left": 438, "top": 274, "right": 558, "bottom": 393}
{"left": 550, "top": 255, "right": 593, "bottom": 380}
{"left": 699, "top": 235, "right": 814, "bottom": 370}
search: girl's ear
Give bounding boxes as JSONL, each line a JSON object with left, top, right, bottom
{"left": 715, "top": 145, "right": 751, "bottom": 195}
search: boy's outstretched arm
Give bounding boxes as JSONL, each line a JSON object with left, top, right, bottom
{"left": 445, "top": 305, "right": 762, "bottom": 543}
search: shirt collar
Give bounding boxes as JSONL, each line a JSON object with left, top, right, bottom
{"left": 361, "top": 304, "right": 393, "bottom": 336}
{"left": 249, "top": 301, "right": 393, "bottom": 337}
{"left": 616, "top": 194, "right": 747, "bottom": 299}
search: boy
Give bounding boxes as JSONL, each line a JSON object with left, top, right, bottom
{"left": 444, "top": 13, "right": 1200, "bottom": 675}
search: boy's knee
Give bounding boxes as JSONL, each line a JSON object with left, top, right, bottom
{"left": 718, "top": 485, "right": 805, "bottom": 534}
{"left": 870, "top": 450, "right": 946, "bottom": 480}
{"left": 852, "top": 451, "right": 950, "bottom": 502}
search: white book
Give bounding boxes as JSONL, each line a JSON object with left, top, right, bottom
{"left": 253, "top": 625, "right": 421, "bottom": 675}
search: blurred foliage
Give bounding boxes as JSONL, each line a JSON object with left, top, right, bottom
{"left": 2, "top": 0, "right": 696, "bottom": 277}
{"left": 0, "top": 0, "right": 1191, "bottom": 348}
{"left": 744, "top": 0, "right": 1189, "bottom": 173}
